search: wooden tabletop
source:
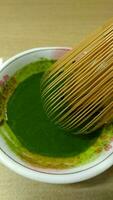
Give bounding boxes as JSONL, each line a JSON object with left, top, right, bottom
{"left": 0, "top": 0, "right": 113, "bottom": 199}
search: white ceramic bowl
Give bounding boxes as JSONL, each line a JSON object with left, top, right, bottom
{"left": 0, "top": 47, "right": 113, "bottom": 184}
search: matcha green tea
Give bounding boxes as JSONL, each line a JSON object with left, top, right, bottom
{"left": 0, "top": 59, "right": 113, "bottom": 169}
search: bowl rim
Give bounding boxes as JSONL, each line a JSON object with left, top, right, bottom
{"left": 0, "top": 47, "right": 113, "bottom": 184}
{"left": 0, "top": 46, "right": 71, "bottom": 71}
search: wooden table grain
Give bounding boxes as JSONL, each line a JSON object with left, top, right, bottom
{"left": 0, "top": 0, "right": 113, "bottom": 199}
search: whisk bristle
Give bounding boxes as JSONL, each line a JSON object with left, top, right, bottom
{"left": 41, "top": 19, "right": 113, "bottom": 134}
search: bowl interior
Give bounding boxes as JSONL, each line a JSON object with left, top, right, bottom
{"left": 0, "top": 47, "right": 113, "bottom": 183}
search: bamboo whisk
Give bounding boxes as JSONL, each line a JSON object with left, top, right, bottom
{"left": 41, "top": 20, "right": 113, "bottom": 134}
